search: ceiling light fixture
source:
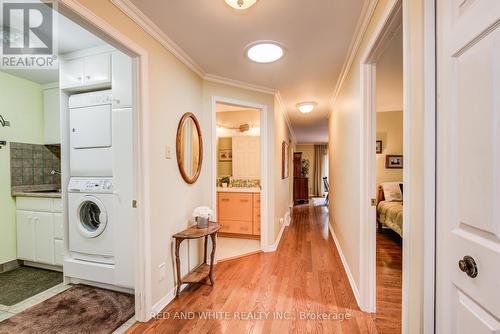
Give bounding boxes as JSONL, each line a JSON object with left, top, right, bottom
{"left": 246, "top": 41, "right": 284, "bottom": 63}
{"left": 224, "top": 0, "right": 257, "bottom": 10}
{"left": 297, "top": 102, "right": 317, "bottom": 113}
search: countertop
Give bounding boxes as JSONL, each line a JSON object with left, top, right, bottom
{"left": 216, "top": 187, "right": 261, "bottom": 193}
{"left": 12, "top": 185, "right": 62, "bottom": 198}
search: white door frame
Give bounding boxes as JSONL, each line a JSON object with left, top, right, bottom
{"left": 57, "top": 0, "right": 151, "bottom": 322}
{"left": 359, "top": 0, "right": 436, "bottom": 333}
{"left": 211, "top": 96, "right": 269, "bottom": 252}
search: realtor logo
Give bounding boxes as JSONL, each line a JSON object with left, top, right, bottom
{"left": 1, "top": 0, "right": 58, "bottom": 69}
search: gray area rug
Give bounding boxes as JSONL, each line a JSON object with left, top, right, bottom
{"left": 0, "top": 266, "right": 63, "bottom": 306}
{"left": 0, "top": 284, "right": 135, "bottom": 334}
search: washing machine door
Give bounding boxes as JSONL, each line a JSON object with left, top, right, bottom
{"left": 76, "top": 195, "right": 108, "bottom": 238}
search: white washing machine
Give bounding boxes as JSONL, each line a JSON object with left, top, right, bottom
{"left": 67, "top": 177, "right": 114, "bottom": 264}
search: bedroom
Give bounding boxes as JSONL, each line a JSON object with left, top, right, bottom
{"left": 373, "top": 18, "right": 403, "bottom": 334}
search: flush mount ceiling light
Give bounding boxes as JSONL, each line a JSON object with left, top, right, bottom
{"left": 297, "top": 102, "right": 317, "bottom": 113}
{"left": 225, "top": 0, "right": 257, "bottom": 10}
{"left": 246, "top": 41, "right": 284, "bottom": 63}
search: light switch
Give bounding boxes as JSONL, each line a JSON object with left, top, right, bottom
{"left": 165, "top": 145, "right": 173, "bottom": 159}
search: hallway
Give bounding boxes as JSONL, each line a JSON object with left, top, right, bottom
{"left": 128, "top": 204, "right": 377, "bottom": 334}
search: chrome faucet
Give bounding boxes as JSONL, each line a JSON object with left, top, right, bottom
{"left": 50, "top": 169, "right": 61, "bottom": 176}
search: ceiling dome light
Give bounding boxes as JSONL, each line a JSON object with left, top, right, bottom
{"left": 225, "top": 0, "right": 257, "bottom": 10}
{"left": 297, "top": 102, "right": 317, "bottom": 113}
{"left": 246, "top": 42, "right": 284, "bottom": 63}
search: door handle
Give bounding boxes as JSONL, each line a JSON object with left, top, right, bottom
{"left": 458, "top": 255, "right": 478, "bottom": 278}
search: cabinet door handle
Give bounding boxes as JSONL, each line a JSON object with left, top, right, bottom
{"left": 86, "top": 75, "right": 91, "bottom": 80}
{"left": 77, "top": 76, "right": 82, "bottom": 81}
{"left": 240, "top": 199, "right": 249, "bottom": 202}
{"left": 221, "top": 198, "right": 230, "bottom": 202}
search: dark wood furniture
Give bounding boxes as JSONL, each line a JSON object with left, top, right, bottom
{"left": 293, "top": 152, "right": 309, "bottom": 204}
{"left": 173, "top": 222, "right": 221, "bottom": 297}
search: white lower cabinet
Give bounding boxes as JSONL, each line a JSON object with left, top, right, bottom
{"left": 16, "top": 197, "right": 63, "bottom": 267}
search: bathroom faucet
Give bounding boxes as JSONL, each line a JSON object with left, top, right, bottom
{"left": 50, "top": 170, "right": 61, "bottom": 176}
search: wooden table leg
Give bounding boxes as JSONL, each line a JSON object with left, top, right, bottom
{"left": 208, "top": 233, "right": 217, "bottom": 286}
{"left": 203, "top": 235, "right": 208, "bottom": 264}
{"left": 175, "top": 238, "right": 182, "bottom": 297}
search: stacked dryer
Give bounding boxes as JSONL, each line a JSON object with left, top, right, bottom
{"left": 65, "top": 73, "right": 134, "bottom": 290}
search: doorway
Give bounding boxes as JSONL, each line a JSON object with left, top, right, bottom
{"left": 0, "top": 1, "right": 149, "bottom": 327}
{"left": 211, "top": 97, "right": 269, "bottom": 256}
{"left": 359, "top": 0, "right": 405, "bottom": 330}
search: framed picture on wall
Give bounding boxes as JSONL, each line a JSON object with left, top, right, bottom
{"left": 219, "top": 149, "right": 232, "bottom": 162}
{"left": 376, "top": 140, "right": 383, "bottom": 154}
{"left": 282, "top": 141, "right": 289, "bottom": 179}
{"left": 386, "top": 155, "right": 403, "bottom": 169}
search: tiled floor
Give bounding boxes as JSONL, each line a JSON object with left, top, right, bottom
{"left": 216, "top": 237, "right": 261, "bottom": 262}
{"left": 0, "top": 283, "right": 136, "bottom": 333}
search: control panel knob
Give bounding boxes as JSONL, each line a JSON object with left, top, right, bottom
{"left": 104, "top": 180, "right": 112, "bottom": 190}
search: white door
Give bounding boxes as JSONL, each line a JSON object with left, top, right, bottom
{"left": 84, "top": 53, "right": 111, "bottom": 87}
{"left": 33, "top": 212, "right": 55, "bottom": 264}
{"left": 70, "top": 104, "right": 112, "bottom": 149}
{"left": 436, "top": 1, "right": 500, "bottom": 332}
{"left": 60, "top": 58, "right": 84, "bottom": 89}
{"left": 16, "top": 211, "right": 35, "bottom": 261}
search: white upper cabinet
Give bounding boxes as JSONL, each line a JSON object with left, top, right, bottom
{"left": 84, "top": 53, "right": 111, "bottom": 86}
{"left": 61, "top": 52, "right": 111, "bottom": 91}
{"left": 60, "top": 57, "right": 84, "bottom": 89}
{"left": 112, "top": 51, "right": 133, "bottom": 108}
{"left": 43, "top": 87, "right": 60, "bottom": 144}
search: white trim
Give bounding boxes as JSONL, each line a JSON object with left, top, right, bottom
{"left": 331, "top": 0, "right": 379, "bottom": 111}
{"left": 422, "top": 1, "right": 436, "bottom": 333}
{"left": 204, "top": 74, "right": 275, "bottom": 95}
{"left": 60, "top": 45, "right": 115, "bottom": 60}
{"left": 211, "top": 96, "right": 270, "bottom": 253}
{"left": 284, "top": 210, "right": 291, "bottom": 226}
{"left": 328, "top": 223, "right": 361, "bottom": 306}
{"left": 275, "top": 92, "right": 297, "bottom": 143}
{"left": 111, "top": 0, "right": 204, "bottom": 77}
{"left": 59, "top": 0, "right": 152, "bottom": 322}
{"left": 265, "top": 222, "right": 286, "bottom": 252}
{"left": 359, "top": 0, "right": 402, "bottom": 314}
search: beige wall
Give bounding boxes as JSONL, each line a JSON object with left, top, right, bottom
{"left": 295, "top": 144, "right": 314, "bottom": 195}
{"left": 376, "top": 111, "right": 403, "bottom": 186}
{"left": 328, "top": 1, "right": 426, "bottom": 331}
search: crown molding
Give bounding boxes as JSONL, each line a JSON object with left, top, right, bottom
{"left": 330, "top": 0, "right": 379, "bottom": 116}
{"left": 203, "top": 73, "right": 276, "bottom": 95}
{"left": 111, "top": 0, "right": 205, "bottom": 77}
{"left": 275, "top": 92, "right": 296, "bottom": 144}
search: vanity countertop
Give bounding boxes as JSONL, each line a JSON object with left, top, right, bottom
{"left": 12, "top": 185, "right": 62, "bottom": 198}
{"left": 217, "top": 187, "right": 261, "bottom": 193}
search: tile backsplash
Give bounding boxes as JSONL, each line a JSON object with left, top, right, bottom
{"left": 10, "top": 142, "right": 61, "bottom": 188}
{"left": 217, "top": 177, "right": 260, "bottom": 188}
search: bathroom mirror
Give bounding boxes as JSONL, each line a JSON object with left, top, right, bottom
{"left": 176, "top": 112, "right": 203, "bottom": 184}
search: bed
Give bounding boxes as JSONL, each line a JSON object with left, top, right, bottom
{"left": 376, "top": 184, "right": 403, "bottom": 237}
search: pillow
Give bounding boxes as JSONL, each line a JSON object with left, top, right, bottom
{"left": 381, "top": 182, "right": 403, "bottom": 202}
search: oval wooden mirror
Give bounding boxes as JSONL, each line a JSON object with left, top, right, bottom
{"left": 176, "top": 113, "right": 203, "bottom": 184}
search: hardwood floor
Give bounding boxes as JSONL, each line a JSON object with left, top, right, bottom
{"left": 374, "top": 228, "right": 402, "bottom": 334}
{"left": 127, "top": 204, "right": 378, "bottom": 334}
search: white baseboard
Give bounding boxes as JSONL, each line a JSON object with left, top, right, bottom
{"left": 151, "top": 283, "right": 189, "bottom": 316}
{"left": 327, "top": 223, "right": 361, "bottom": 307}
{"left": 284, "top": 210, "right": 291, "bottom": 226}
{"left": 264, "top": 221, "right": 286, "bottom": 252}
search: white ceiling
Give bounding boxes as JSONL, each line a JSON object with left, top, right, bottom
{"left": 1, "top": 10, "right": 106, "bottom": 84}
{"left": 376, "top": 27, "right": 403, "bottom": 112}
{"left": 129, "top": 0, "right": 366, "bottom": 143}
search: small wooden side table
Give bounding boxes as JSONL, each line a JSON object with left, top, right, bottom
{"left": 173, "top": 222, "right": 221, "bottom": 297}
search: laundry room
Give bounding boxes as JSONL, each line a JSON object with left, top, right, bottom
{"left": 0, "top": 5, "right": 137, "bottom": 332}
